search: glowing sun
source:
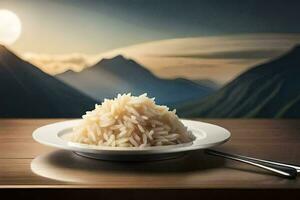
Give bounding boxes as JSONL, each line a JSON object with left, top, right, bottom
{"left": 0, "top": 9, "right": 22, "bottom": 45}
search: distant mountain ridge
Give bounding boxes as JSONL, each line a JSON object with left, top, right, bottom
{"left": 178, "top": 45, "right": 300, "bottom": 118}
{"left": 0, "top": 45, "right": 96, "bottom": 117}
{"left": 57, "top": 55, "right": 215, "bottom": 108}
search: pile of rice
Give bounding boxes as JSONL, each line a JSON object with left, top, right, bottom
{"left": 72, "top": 93, "right": 193, "bottom": 147}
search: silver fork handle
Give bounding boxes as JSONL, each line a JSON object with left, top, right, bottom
{"left": 205, "top": 149, "right": 298, "bottom": 179}
{"left": 232, "top": 153, "right": 300, "bottom": 173}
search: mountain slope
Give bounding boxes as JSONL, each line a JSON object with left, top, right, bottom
{"left": 57, "top": 55, "right": 215, "bottom": 108}
{"left": 0, "top": 45, "right": 96, "bottom": 118}
{"left": 178, "top": 46, "right": 300, "bottom": 118}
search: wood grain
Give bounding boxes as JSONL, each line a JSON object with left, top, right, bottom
{"left": 0, "top": 119, "right": 300, "bottom": 192}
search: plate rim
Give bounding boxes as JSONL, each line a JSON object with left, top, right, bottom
{"left": 32, "top": 119, "right": 231, "bottom": 155}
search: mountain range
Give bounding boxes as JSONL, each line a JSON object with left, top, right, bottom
{"left": 1, "top": 43, "right": 299, "bottom": 118}
{"left": 57, "top": 55, "right": 215, "bottom": 107}
{"left": 178, "top": 45, "right": 300, "bottom": 118}
{"left": 0, "top": 45, "right": 96, "bottom": 118}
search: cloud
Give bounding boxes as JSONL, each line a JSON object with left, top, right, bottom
{"left": 151, "top": 49, "right": 285, "bottom": 59}
{"left": 22, "top": 53, "right": 99, "bottom": 75}
{"left": 21, "top": 33, "right": 300, "bottom": 84}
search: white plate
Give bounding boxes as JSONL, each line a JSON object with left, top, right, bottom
{"left": 33, "top": 119, "right": 230, "bottom": 161}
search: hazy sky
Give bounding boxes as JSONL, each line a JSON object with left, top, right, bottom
{"left": 1, "top": 0, "right": 300, "bottom": 54}
{"left": 2, "top": 0, "right": 300, "bottom": 84}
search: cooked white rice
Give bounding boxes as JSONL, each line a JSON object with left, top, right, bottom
{"left": 72, "top": 93, "right": 193, "bottom": 147}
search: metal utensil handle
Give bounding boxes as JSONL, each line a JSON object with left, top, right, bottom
{"left": 205, "top": 149, "right": 297, "bottom": 179}
{"left": 207, "top": 149, "right": 300, "bottom": 173}
{"left": 228, "top": 153, "right": 300, "bottom": 173}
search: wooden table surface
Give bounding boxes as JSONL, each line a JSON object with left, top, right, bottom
{"left": 1, "top": 119, "right": 300, "bottom": 198}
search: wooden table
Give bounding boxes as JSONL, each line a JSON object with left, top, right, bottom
{"left": 0, "top": 119, "right": 300, "bottom": 199}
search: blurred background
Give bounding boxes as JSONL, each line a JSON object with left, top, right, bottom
{"left": 0, "top": 0, "right": 300, "bottom": 118}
